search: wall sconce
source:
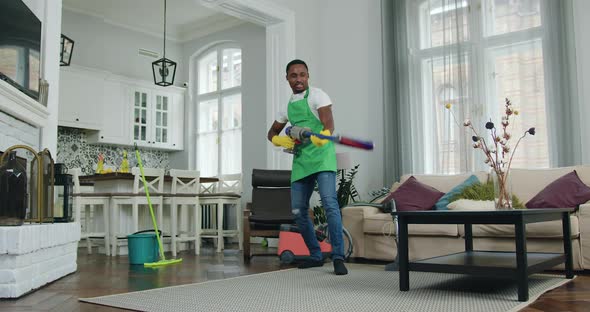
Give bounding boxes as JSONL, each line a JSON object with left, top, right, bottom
{"left": 60, "top": 34, "right": 74, "bottom": 66}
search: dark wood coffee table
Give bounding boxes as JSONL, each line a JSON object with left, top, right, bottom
{"left": 391, "top": 208, "right": 575, "bottom": 301}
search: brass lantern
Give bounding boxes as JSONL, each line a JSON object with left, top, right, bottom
{"left": 0, "top": 145, "right": 54, "bottom": 223}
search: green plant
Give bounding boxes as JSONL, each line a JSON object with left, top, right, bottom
{"left": 313, "top": 164, "right": 361, "bottom": 225}
{"left": 449, "top": 180, "right": 525, "bottom": 209}
{"left": 337, "top": 164, "right": 360, "bottom": 207}
{"left": 368, "top": 187, "right": 390, "bottom": 203}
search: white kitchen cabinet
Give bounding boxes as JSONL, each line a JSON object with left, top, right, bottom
{"left": 87, "top": 79, "right": 129, "bottom": 145}
{"left": 58, "top": 67, "right": 102, "bottom": 130}
{"left": 170, "top": 92, "right": 184, "bottom": 150}
{"left": 60, "top": 66, "right": 184, "bottom": 151}
{"left": 130, "top": 87, "right": 184, "bottom": 150}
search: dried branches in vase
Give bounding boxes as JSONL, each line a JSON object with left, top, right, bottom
{"left": 446, "top": 99, "right": 535, "bottom": 209}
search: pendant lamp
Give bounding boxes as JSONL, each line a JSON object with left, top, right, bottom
{"left": 152, "top": 0, "right": 176, "bottom": 86}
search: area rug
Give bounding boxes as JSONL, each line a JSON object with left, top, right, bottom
{"left": 79, "top": 264, "right": 574, "bottom": 312}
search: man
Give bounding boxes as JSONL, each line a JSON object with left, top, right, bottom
{"left": 267, "top": 59, "right": 348, "bottom": 275}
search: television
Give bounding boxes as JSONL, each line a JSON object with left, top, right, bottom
{"left": 0, "top": 0, "right": 42, "bottom": 101}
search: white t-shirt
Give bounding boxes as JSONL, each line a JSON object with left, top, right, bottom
{"left": 275, "top": 87, "right": 332, "bottom": 123}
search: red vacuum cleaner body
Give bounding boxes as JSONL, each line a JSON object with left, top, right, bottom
{"left": 277, "top": 224, "right": 332, "bottom": 264}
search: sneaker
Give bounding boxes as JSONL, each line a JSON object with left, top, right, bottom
{"left": 297, "top": 259, "right": 324, "bottom": 269}
{"left": 333, "top": 259, "right": 348, "bottom": 275}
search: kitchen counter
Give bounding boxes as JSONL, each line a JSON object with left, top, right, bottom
{"left": 77, "top": 172, "right": 219, "bottom": 256}
{"left": 80, "top": 172, "right": 218, "bottom": 184}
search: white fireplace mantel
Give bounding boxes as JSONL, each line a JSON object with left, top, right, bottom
{"left": 0, "top": 79, "right": 49, "bottom": 128}
{"left": 0, "top": 223, "right": 80, "bottom": 298}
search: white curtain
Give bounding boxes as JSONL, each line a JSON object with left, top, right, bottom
{"left": 385, "top": 0, "right": 580, "bottom": 176}
{"left": 408, "top": 0, "right": 471, "bottom": 174}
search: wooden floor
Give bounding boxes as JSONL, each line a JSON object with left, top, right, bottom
{"left": 0, "top": 244, "right": 588, "bottom": 312}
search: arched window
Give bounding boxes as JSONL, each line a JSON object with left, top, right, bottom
{"left": 195, "top": 44, "right": 242, "bottom": 177}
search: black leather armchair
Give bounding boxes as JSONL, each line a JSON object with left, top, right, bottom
{"left": 243, "top": 169, "right": 293, "bottom": 261}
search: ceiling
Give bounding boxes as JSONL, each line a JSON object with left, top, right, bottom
{"left": 62, "top": 0, "right": 244, "bottom": 42}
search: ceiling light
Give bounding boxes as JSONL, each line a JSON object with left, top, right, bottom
{"left": 152, "top": 0, "right": 176, "bottom": 86}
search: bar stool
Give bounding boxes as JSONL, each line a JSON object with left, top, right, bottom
{"left": 199, "top": 173, "right": 242, "bottom": 252}
{"left": 163, "top": 169, "right": 201, "bottom": 256}
{"left": 70, "top": 168, "right": 111, "bottom": 255}
{"left": 110, "top": 167, "right": 165, "bottom": 256}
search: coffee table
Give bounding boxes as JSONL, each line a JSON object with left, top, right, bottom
{"left": 391, "top": 208, "right": 575, "bottom": 301}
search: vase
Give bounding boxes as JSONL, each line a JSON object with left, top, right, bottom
{"left": 492, "top": 170, "right": 512, "bottom": 210}
{"left": 0, "top": 151, "right": 28, "bottom": 225}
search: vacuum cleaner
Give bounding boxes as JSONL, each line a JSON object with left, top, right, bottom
{"left": 284, "top": 126, "right": 374, "bottom": 153}
{"left": 277, "top": 224, "right": 333, "bottom": 264}
{"left": 277, "top": 223, "right": 355, "bottom": 264}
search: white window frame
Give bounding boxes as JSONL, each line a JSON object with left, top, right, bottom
{"left": 408, "top": 0, "right": 550, "bottom": 173}
{"left": 195, "top": 43, "right": 242, "bottom": 177}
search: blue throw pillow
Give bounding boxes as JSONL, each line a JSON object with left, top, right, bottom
{"left": 434, "top": 175, "right": 480, "bottom": 210}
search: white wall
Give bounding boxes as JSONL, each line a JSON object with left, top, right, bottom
{"left": 22, "top": 0, "right": 45, "bottom": 16}
{"left": 172, "top": 22, "right": 266, "bottom": 204}
{"left": 0, "top": 112, "right": 39, "bottom": 152}
{"left": 61, "top": 9, "right": 183, "bottom": 85}
{"left": 273, "top": 0, "right": 323, "bottom": 83}
{"left": 272, "top": 0, "right": 386, "bottom": 198}
{"left": 318, "top": 0, "right": 385, "bottom": 198}
{"left": 40, "top": 0, "right": 61, "bottom": 155}
{"left": 571, "top": 0, "right": 590, "bottom": 164}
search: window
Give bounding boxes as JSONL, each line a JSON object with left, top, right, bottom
{"left": 195, "top": 45, "right": 242, "bottom": 177}
{"left": 409, "top": 0, "right": 549, "bottom": 173}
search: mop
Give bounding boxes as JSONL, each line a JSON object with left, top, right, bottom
{"left": 134, "top": 144, "right": 183, "bottom": 267}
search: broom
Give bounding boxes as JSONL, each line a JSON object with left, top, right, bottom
{"left": 134, "top": 144, "right": 182, "bottom": 267}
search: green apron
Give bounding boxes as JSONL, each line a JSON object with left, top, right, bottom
{"left": 288, "top": 88, "right": 337, "bottom": 182}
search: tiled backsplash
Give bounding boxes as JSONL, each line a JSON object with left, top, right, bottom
{"left": 57, "top": 127, "right": 170, "bottom": 175}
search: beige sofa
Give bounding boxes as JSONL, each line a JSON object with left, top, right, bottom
{"left": 342, "top": 166, "right": 590, "bottom": 270}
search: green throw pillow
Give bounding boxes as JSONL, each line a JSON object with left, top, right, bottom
{"left": 449, "top": 180, "right": 525, "bottom": 209}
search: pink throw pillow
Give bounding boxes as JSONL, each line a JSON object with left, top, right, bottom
{"left": 526, "top": 170, "right": 590, "bottom": 209}
{"left": 382, "top": 176, "right": 444, "bottom": 212}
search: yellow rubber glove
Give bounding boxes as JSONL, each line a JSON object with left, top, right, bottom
{"left": 271, "top": 135, "right": 295, "bottom": 149}
{"left": 311, "top": 129, "right": 331, "bottom": 147}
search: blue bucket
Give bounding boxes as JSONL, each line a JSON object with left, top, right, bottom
{"left": 127, "top": 230, "right": 160, "bottom": 265}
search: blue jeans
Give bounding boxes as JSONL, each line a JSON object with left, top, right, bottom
{"left": 291, "top": 171, "right": 344, "bottom": 261}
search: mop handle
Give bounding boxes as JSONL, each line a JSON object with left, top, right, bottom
{"left": 134, "top": 144, "right": 166, "bottom": 261}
